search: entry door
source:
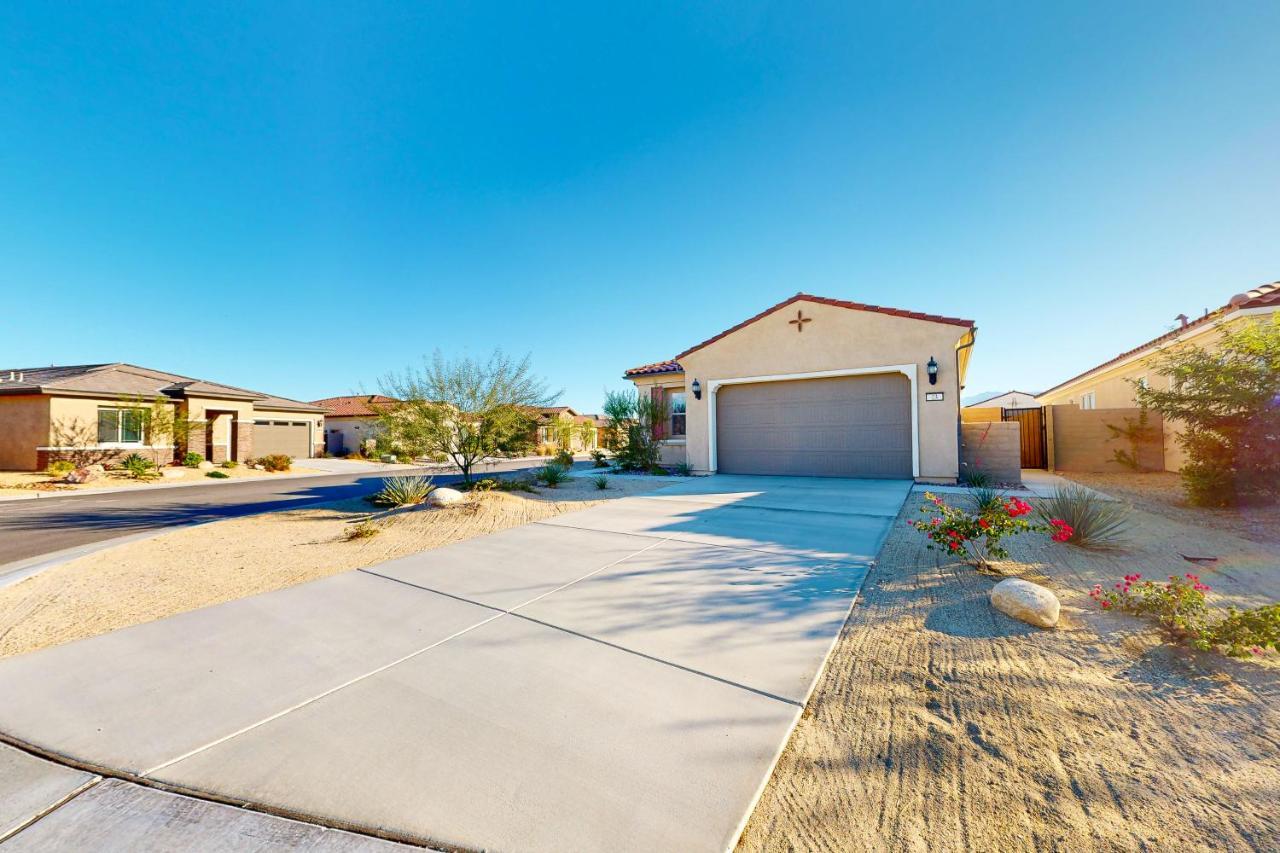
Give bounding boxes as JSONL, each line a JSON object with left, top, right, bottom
{"left": 1002, "top": 407, "right": 1046, "bottom": 468}
{"left": 715, "top": 374, "right": 912, "bottom": 478}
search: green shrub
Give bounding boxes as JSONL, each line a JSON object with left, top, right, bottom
{"left": 959, "top": 469, "right": 992, "bottom": 488}
{"left": 220, "top": 460, "right": 238, "bottom": 469}
{"left": 590, "top": 449, "right": 608, "bottom": 468}
{"left": 672, "top": 462, "right": 693, "bottom": 477}
{"left": 1090, "top": 573, "right": 1279, "bottom": 658}
{"left": 1036, "top": 484, "right": 1130, "bottom": 548}
{"left": 535, "top": 463, "right": 571, "bottom": 488}
{"left": 344, "top": 519, "right": 381, "bottom": 540}
{"left": 371, "top": 475, "right": 435, "bottom": 506}
{"left": 648, "top": 465, "right": 670, "bottom": 476}
{"left": 496, "top": 476, "right": 537, "bottom": 492}
{"left": 469, "top": 478, "right": 498, "bottom": 492}
{"left": 182, "top": 452, "right": 204, "bottom": 468}
{"left": 591, "top": 474, "right": 609, "bottom": 490}
{"left": 205, "top": 470, "right": 230, "bottom": 479}
{"left": 553, "top": 448, "right": 574, "bottom": 468}
{"left": 967, "top": 485, "right": 1007, "bottom": 516}
{"left": 45, "top": 460, "right": 75, "bottom": 478}
{"left": 121, "top": 453, "right": 158, "bottom": 480}
{"left": 258, "top": 454, "right": 292, "bottom": 472}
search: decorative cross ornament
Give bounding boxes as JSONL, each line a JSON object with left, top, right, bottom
{"left": 788, "top": 310, "right": 812, "bottom": 333}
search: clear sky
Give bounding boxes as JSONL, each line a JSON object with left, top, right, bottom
{"left": 2, "top": 2, "right": 1277, "bottom": 411}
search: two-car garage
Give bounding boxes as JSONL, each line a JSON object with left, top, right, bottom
{"left": 713, "top": 373, "right": 914, "bottom": 478}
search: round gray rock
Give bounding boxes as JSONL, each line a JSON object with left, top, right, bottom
{"left": 428, "top": 487, "right": 465, "bottom": 506}
{"left": 990, "top": 578, "right": 1059, "bottom": 628}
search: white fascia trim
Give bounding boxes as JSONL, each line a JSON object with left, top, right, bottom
{"left": 1044, "top": 305, "right": 1275, "bottom": 398}
{"left": 706, "top": 364, "right": 920, "bottom": 478}
{"left": 38, "top": 444, "right": 175, "bottom": 450}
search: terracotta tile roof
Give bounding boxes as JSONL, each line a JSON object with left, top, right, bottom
{"left": 623, "top": 360, "right": 684, "bottom": 378}
{"left": 310, "top": 394, "right": 400, "bottom": 417}
{"left": 672, "top": 293, "right": 974, "bottom": 362}
{"left": 1040, "top": 281, "right": 1280, "bottom": 397}
{"left": 0, "top": 363, "right": 326, "bottom": 411}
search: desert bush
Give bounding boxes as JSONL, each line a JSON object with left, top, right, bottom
{"left": 1090, "top": 573, "right": 1279, "bottom": 658}
{"left": 958, "top": 469, "right": 992, "bottom": 488}
{"left": 258, "top": 454, "right": 292, "bottom": 472}
{"left": 1036, "top": 484, "right": 1130, "bottom": 548}
{"left": 205, "top": 470, "right": 230, "bottom": 479}
{"left": 371, "top": 475, "right": 435, "bottom": 507}
{"left": 182, "top": 452, "right": 204, "bottom": 468}
{"left": 672, "top": 462, "right": 694, "bottom": 477}
{"left": 496, "top": 476, "right": 537, "bottom": 492}
{"left": 648, "top": 465, "right": 669, "bottom": 476}
{"left": 590, "top": 449, "right": 608, "bottom": 468}
{"left": 45, "top": 460, "right": 75, "bottom": 478}
{"left": 220, "top": 459, "right": 238, "bottom": 469}
{"left": 553, "top": 448, "right": 574, "bottom": 468}
{"left": 535, "top": 463, "right": 571, "bottom": 488}
{"left": 120, "top": 453, "right": 157, "bottom": 480}
{"left": 344, "top": 520, "right": 381, "bottom": 540}
{"left": 967, "top": 485, "right": 1007, "bottom": 516}
{"left": 591, "top": 474, "right": 609, "bottom": 490}
{"left": 909, "top": 492, "right": 1072, "bottom": 567}
{"left": 603, "top": 388, "right": 669, "bottom": 472}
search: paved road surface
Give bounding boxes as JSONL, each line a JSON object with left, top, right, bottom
{"left": 0, "top": 458, "right": 557, "bottom": 569}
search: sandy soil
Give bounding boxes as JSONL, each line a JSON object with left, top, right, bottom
{"left": 1061, "top": 471, "right": 1279, "bottom": 549}
{"left": 0, "top": 474, "right": 672, "bottom": 660}
{"left": 0, "top": 464, "right": 326, "bottom": 496}
{"left": 741, "top": 496, "right": 1279, "bottom": 852}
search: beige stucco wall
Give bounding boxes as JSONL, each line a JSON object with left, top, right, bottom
{"left": 634, "top": 300, "right": 972, "bottom": 480}
{"left": 326, "top": 416, "right": 380, "bottom": 454}
{"left": 0, "top": 395, "right": 52, "bottom": 470}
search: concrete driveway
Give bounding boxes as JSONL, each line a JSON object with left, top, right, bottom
{"left": 0, "top": 475, "right": 910, "bottom": 852}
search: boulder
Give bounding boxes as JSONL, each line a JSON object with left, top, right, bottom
{"left": 428, "top": 487, "right": 465, "bottom": 506}
{"left": 197, "top": 460, "right": 215, "bottom": 471}
{"left": 252, "top": 464, "right": 266, "bottom": 470}
{"left": 64, "top": 466, "right": 100, "bottom": 484}
{"left": 990, "top": 578, "right": 1060, "bottom": 628}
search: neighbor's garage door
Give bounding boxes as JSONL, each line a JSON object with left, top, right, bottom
{"left": 253, "top": 420, "right": 311, "bottom": 459}
{"left": 716, "top": 374, "right": 912, "bottom": 478}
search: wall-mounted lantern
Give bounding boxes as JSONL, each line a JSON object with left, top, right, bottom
{"left": 691, "top": 378, "right": 702, "bottom": 400}
{"left": 926, "top": 357, "right": 939, "bottom": 386}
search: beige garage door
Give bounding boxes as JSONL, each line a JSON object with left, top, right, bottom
{"left": 253, "top": 420, "right": 311, "bottom": 459}
{"left": 715, "top": 374, "right": 912, "bottom": 478}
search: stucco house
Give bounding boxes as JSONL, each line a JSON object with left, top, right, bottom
{"left": 312, "top": 394, "right": 398, "bottom": 456}
{"left": 532, "top": 407, "right": 598, "bottom": 452}
{"left": 624, "top": 293, "right": 976, "bottom": 481}
{"left": 963, "top": 390, "right": 1041, "bottom": 410}
{"left": 1038, "top": 281, "right": 1279, "bottom": 470}
{"left": 0, "top": 363, "right": 326, "bottom": 471}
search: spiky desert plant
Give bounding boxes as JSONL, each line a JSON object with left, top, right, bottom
{"left": 371, "top": 475, "right": 436, "bottom": 507}
{"left": 1037, "top": 484, "right": 1131, "bottom": 548}
{"left": 535, "top": 463, "right": 571, "bottom": 488}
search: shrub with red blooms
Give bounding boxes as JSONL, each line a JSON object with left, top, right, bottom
{"left": 908, "top": 491, "right": 1070, "bottom": 567}
{"left": 1090, "top": 573, "right": 1280, "bottom": 659}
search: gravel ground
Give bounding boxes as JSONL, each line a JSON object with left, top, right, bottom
{"left": 0, "top": 474, "right": 673, "bottom": 660}
{"left": 740, "top": 495, "right": 1279, "bottom": 852}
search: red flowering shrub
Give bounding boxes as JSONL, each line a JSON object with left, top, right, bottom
{"left": 1090, "top": 573, "right": 1280, "bottom": 658}
{"left": 908, "top": 491, "right": 1069, "bottom": 567}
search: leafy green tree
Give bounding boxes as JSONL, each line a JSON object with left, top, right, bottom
{"left": 603, "top": 389, "right": 670, "bottom": 471}
{"left": 377, "top": 350, "right": 557, "bottom": 484}
{"left": 1133, "top": 316, "right": 1280, "bottom": 506}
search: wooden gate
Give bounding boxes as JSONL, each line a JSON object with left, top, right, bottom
{"left": 1002, "top": 407, "right": 1047, "bottom": 469}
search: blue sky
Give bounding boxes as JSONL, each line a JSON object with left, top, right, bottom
{"left": 2, "top": 2, "right": 1277, "bottom": 410}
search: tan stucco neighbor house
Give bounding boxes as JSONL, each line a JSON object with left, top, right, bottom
{"left": 1038, "top": 281, "right": 1279, "bottom": 471}
{"left": 312, "top": 395, "right": 398, "bottom": 456}
{"left": 624, "top": 293, "right": 977, "bottom": 481}
{"left": 0, "top": 363, "right": 326, "bottom": 471}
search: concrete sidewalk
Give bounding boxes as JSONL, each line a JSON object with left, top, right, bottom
{"left": 0, "top": 475, "right": 911, "bottom": 852}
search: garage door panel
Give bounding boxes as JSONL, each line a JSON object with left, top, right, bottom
{"left": 253, "top": 421, "right": 311, "bottom": 459}
{"left": 716, "top": 375, "right": 911, "bottom": 478}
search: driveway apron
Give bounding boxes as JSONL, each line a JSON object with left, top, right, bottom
{"left": 0, "top": 475, "right": 911, "bottom": 852}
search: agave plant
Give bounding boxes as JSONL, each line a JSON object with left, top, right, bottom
{"left": 967, "top": 484, "right": 1007, "bottom": 516}
{"left": 371, "top": 475, "right": 436, "bottom": 507}
{"left": 1036, "top": 484, "right": 1130, "bottom": 548}
{"left": 535, "top": 463, "right": 571, "bottom": 488}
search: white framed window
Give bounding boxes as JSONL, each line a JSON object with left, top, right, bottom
{"left": 97, "top": 408, "right": 143, "bottom": 444}
{"left": 1080, "top": 391, "right": 1097, "bottom": 410}
{"left": 669, "top": 391, "right": 687, "bottom": 437}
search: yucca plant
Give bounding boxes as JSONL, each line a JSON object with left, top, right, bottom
{"left": 1036, "top": 484, "right": 1130, "bottom": 548}
{"left": 967, "top": 485, "right": 1007, "bottom": 516}
{"left": 371, "top": 475, "right": 436, "bottom": 507}
{"left": 535, "top": 463, "right": 571, "bottom": 488}
{"left": 591, "top": 474, "right": 609, "bottom": 490}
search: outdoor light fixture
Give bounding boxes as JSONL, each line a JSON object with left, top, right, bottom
{"left": 691, "top": 378, "right": 702, "bottom": 400}
{"left": 927, "top": 357, "right": 939, "bottom": 385}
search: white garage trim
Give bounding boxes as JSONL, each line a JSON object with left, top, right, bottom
{"left": 707, "top": 364, "right": 919, "bottom": 477}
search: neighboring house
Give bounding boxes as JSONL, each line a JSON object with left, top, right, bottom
{"left": 311, "top": 395, "right": 398, "bottom": 456}
{"left": 963, "top": 390, "right": 1041, "bottom": 410}
{"left": 0, "top": 363, "right": 326, "bottom": 471}
{"left": 624, "top": 293, "right": 977, "bottom": 481}
{"left": 532, "top": 407, "right": 598, "bottom": 452}
{"left": 1038, "top": 281, "right": 1279, "bottom": 469}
